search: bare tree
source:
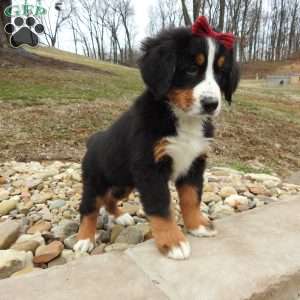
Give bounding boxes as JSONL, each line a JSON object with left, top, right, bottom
{"left": 0, "top": 0, "right": 11, "bottom": 48}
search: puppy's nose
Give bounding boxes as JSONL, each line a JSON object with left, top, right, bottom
{"left": 202, "top": 97, "right": 219, "bottom": 114}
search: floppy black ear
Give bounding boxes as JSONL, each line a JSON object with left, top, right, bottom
{"left": 223, "top": 61, "right": 240, "bottom": 104}
{"left": 139, "top": 43, "right": 176, "bottom": 98}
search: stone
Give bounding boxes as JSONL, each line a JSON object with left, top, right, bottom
{"left": 27, "top": 220, "right": 52, "bottom": 234}
{"left": 202, "top": 192, "right": 222, "bottom": 204}
{"left": 96, "top": 230, "right": 110, "bottom": 244}
{"left": 32, "top": 192, "right": 52, "bottom": 204}
{"left": 0, "top": 220, "right": 20, "bottom": 250}
{"left": 11, "top": 240, "right": 40, "bottom": 254}
{"left": 0, "top": 250, "right": 33, "bottom": 279}
{"left": 49, "top": 200, "right": 66, "bottom": 210}
{"left": 203, "top": 183, "right": 218, "bottom": 193}
{"left": 248, "top": 184, "right": 271, "bottom": 196}
{"left": 210, "top": 203, "right": 235, "bottom": 219}
{"left": 62, "top": 221, "right": 79, "bottom": 238}
{"left": 219, "top": 186, "right": 237, "bottom": 198}
{"left": 17, "top": 201, "right": 33, "bottom": 215}
{"left": 122, "top": 202, "right": 140, "bottom": 216}
{"left": 91, "top": 244, "right": 106, "bottom": 256}
{"left": 48, "top": 256, "right": 67, "bottom": 268}
{"left": 224, "top": 195, "right": 249, "bottom": 209}
{"left": 40, "top": 207, "right": 52, "bottom": 221}
{"left": 0, "top": 189, "right": 9, "bottom": 201}
{"left": 245, "top": 173, "right": 281, "bottom": 184}
{"left": 0, "top": 176, "right": 7, "bottom": 186}
{"left": 110, "top": 225, "right": 124, "bottom": 243}
{"left": 16, "top": 233, "right": 45, "bottom": 247}
{"left": 115, "top": 227, "right": 144, "bottom": 245}
{"left": 63, "top": 234, "right": 78, "bottom": 249}
{"left": 11, "top": 266, "right": 38, "bottom": 277}
{"left": 33, "top": 241, "right": 64, "bottom": 264}
{"left": 105, "top": 243, "right": 129, "bottom": 252}
{"left": 134, "top": 223, "right": 151, "bottom": 239}
{"left": 0, "top": 198, "right": 18, "bottom": 216}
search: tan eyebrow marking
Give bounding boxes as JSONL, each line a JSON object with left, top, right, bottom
{"left": 217, "top": 56, "right": 225, "bottom": 68}
{"left": 195, "top": 53, "right": 205, "bottom": 66}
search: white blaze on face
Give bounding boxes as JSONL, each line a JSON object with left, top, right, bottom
{"left": 190, "top": 38, "right": 222, "bottom": 116}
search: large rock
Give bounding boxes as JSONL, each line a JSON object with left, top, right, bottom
{"left": 11, "top": 241, "right": 40, "bottom": 254}
{"left": 0, "top": 250, "right": 33, "bottom": 279}
{"left": 0, "top": 189, "right": 9, "bottom": 201}
{"left": 0, "top": 220, "right": 20, "bottom": 250}
{"left": 15, "top": 233, "right": 45, "bottom": 247}
{"left": 115, "top": 227, "right": 144, "bottom": 245}
{"left": 33, "top": 241, "right": 64, "bottom": 264}
{"left": 0, "top": 199, "right": 18, "bottom": 216}
{"left": 27, "top": 220, "right": 52, "bottom": 234}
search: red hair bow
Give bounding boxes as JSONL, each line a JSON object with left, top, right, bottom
{"left": 192, "top": 16, "right": 235, "bottom": 49}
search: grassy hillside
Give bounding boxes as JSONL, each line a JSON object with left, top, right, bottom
{"left": 0, "top": 47, "right": 299, "bottom": 176}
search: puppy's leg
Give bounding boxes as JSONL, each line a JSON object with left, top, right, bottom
{"left": 74, "top": 181, "right": 105, "bottom": 253}
{"left": 176, "top": 157, "right": 217, "bottom": 238}
{"left": 104, "top": 187, "right": 134, "bottom": 226}
{"left": 134, "top": 171, "right": 190, "bottom": 260}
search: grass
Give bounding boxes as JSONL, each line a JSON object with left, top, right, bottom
{"left": 0, "top": 47, "right": 300, "bottom": 176}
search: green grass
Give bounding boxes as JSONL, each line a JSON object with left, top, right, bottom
{"left": 226, "top": 160, "right": 273, "bottom": 175}
{"left": 0, "top": 47, "right": 143, "bottom": 105}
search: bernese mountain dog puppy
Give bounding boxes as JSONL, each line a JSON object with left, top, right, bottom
{"left": 74, "top": 17, "right": 240, "bottom": 260}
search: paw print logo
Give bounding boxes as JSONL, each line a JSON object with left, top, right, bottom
{"left": 4, "top": 16, "right": 45, "bottom": 48}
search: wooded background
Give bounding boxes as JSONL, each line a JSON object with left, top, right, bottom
{"left": 1, "top": 0, "right": 300, "bottom": 65}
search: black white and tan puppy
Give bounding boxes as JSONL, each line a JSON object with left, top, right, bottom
{"left": 74, "top": 16, "right": 240, "bottom": 259}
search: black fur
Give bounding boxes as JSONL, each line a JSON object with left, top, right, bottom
{"left": 79, "top": 26, "right": 240, "bottom": 219}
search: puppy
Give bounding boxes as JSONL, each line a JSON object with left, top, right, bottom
{"left": 74, "top": 17, "right": 240, "bottom": 259}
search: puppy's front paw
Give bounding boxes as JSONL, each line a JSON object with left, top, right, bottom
{"left": 167, "top": 241, "right": 191, "bottom": 260}
{"left": 73, "top": 239, "right": 95, "bottom": 253}
{"left": 115, "top": 213, "right": 135, "bottom": 226}
{"left": 150, "top": 217, "right": 191, "bottom": 260}
{"left": 188, "top": 222, "right": 217, "bottom": 238}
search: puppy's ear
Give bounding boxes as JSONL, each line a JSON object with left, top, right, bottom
{"left": 223, "top": 61, "right": 240, "bottom": 104}
{"left": 139, "top": 42, "right": 176, "bottom": 98}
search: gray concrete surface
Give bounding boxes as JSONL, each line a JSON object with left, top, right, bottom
{"left": 1, "top": 196, "right": 300, "bottom": 300}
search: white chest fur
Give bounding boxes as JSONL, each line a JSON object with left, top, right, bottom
{"left": 165, "top": 113, "right": 212, "bottom": 181}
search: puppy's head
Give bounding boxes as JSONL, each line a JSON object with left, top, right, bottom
{"left": 139, "top": 25, "right": 240, "bottom": 117}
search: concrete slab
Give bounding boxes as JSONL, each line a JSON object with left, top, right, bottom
{"left": 1, "top": 196, "right": 300, "bottom": 300}
{"left": 127, "top": 196, "right": 300, "bottom": 300}
{"left": 0, "top": 253, "right": 168, "bottom": 300}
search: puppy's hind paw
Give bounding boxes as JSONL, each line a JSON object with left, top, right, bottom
{"left": 73, "top": 239, "right": 95, "bottom": 253}
{"left": 115, "top": 213, "right": 135, "bottom": 226}
{"left": 188, "top": 223, "right": 217, "bottom": 238}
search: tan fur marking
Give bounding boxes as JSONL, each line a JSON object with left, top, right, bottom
{"left": 217, "top": 56, "right": 225, "bottom": 68}
{"left": 195, "top": 53, "right": 205, "bottom": 66}
{"left": 177, "top": 185, "right": 210, "bottom": 230}
{"left": 154, "top": 139, "right": 170, "bottom": 162}
{"left": 167, "top": 89, "right": 194, "bottom": 111}
{"left": 149, "top": 216, "right": 186, "bottom": 254}
{"left": 77, "top": 197, "right": 103, "bottom": 241}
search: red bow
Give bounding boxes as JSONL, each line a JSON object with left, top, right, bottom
{"left": 192, "top": 16, "right": 235, "bottom": 49}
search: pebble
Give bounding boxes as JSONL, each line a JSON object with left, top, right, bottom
{"left": 115, "top": 226, "right": 144, "bottom": 245}
{"left": 16, "top": 233, "right": 45, "bottom": 246}
{"left": 224, "top": 195, "right": 249, "bottom": 209}
{"left": 33, "top": 241, "right": 64, "bottom": 264}
{"left": 202, "top": 192, "right": 222, "bottom": 204}
{"left": 0, "top": 190, "right": 9, "bottom": 201}
{"left": 0, "top": 220, "right": 20, "bottom": 250}
{"left": 61, "top": 220, "right": 79, "bottom": 238}
{"left": 49, "top": 200, "right": 66, "bottom": 210}
{"left": 11, "top": 240, "right": 40, "bottom": 254}
{"left": 219, "top": 186, "right": 237, "bottom": 198}
{"left": 63, "top": 234, "right": 78, "bottom": 250}
{"left": 0, "top": 198, "right": 18, "bottom": 216}
{"left": 110, "top": 225, "right": 124, "bottom": 243}
{"left": 27, "top": 220, "right": 52, "bottom": 234}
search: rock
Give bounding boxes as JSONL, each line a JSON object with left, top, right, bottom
{"left": 224, "top": 195, "right": 249, "bottom": 209}
{"left": 0, "top": 250, "right": 33, "bottom": 279}
{"left": 40, "top": 207, "right": 52, "bottom": 221}
{"left": 0, "top": 189, "right": 9, "bottom": 201}
{"left": 115, "top": 226, "right": 144, "bottom": 245}
{"left": 96, "top": 230, "right": 110, "bottom": 244}
{"left": 134, "top": 223, "right": 151, "bottom": 239}
{"left": 63, "top": 234, "right": 78, "bottom": 249}
{"left": 11, "top": 240, "right": 40, "bottom": 254}
{"left": 27, "top": 220, "right": 52, "bottom": 234}
{"left": 17, "top": 201, "right": 33, "bottom": 215}
{"left": 248, "top": 184, "right": 271, "bottom": 196}
{"left": 219, "top": 186, "right": 237, "bottom": 198}
{"left": 122, "top": 202, "right": 140, "bottom": 215}
{"left": 203, "top": 183, "right": 218, "bottom": 193}
{"left": 61, "top": 221, "right": 79, "bottom": 238}
{"left": 16, "top": 233, "right": 45, "bottom": 246}
{"left": 33, "top": 241, "right": 64, "bottom": 264}
{"left": 202, "top": 192, "right": 222, "bottom": 204}
{"left": 110, "top": 225, "right": 124, "bottom": 243}
{"left": 49, "top": 200, "right": 66, "bottom": 209}
{"left": 0, "top": 198, "right": 18, "bottom": 216}
{"left": 210, "top": 203, "right": 235, "bottom": 219}
{"left": 32, "top": 192, "right": 52, "bottom": 204}
{"left": 91, "top": 244, "right": 106, "bottom": 256}
{"left": 105, "top": 243, "right": 129, "bottom": 253}
{"left": 245, "top": 173, "right": 281, "bottom": 184}
{"left": 0, "top": 176, "right": 7, "bottom": 186}
{"left": 0, "top": 220, "right": 20, "bottom": 249}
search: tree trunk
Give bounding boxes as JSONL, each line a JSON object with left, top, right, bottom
{"left": 218, "top": 0, "right": 225, "bottom": 31}
{"left": 181, "top": 0, "right": 192, "bottom": 26}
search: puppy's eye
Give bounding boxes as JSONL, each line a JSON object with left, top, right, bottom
{"left": 195, "top": 53, "right": 205, "bottom": 66}
{"left": 217, "top": 56, "right": 225, "bottom": 68}
{"left": 186, "top": 66, "right": 199, "bottom": 76}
